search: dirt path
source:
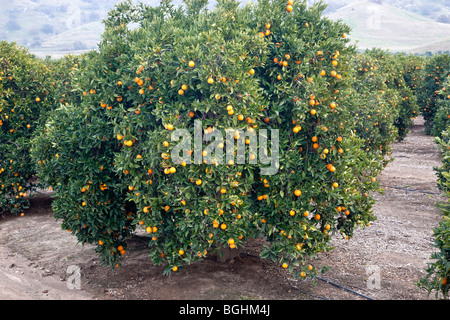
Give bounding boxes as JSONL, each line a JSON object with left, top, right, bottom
{"left": 298, "top": 116, "right": 446, "bottom": 300}
{"left": 0, "top": 116, "right": 445, "bottom": 300}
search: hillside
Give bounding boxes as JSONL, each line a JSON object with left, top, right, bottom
{"left": 325, "top": 0, "right": 450, "bottom": 53}
{"left": 1, "top": 0, "right": 450, "bottom": 57}
{"left": 0, "top": 0, "right": 162, "bottom": 58}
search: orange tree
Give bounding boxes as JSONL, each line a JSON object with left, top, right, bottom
{"left": 388, "top": 53, "right": 422, "bottom": 141}
{"left": 347, "top": 50, "right": 401, "bottom": 161}
{"left": 0, "top": 41, "right": 56, "bottom": 215}
{"left": 431, "top": 75, "right": 450, "bottom": 138}
{"left": 44, "top": 54, "right": 85, "bottom": 109}
{"left": 429, "top": 76, "right": 450, "bottom": 192}
{"left": 418, "top": 127, "right": 450, "bottom": 299}
{"left": 32, "top": 0, "right": 384, "bottom": 278}
{"left": 395, "top": 54, "right": 424, "bottom": 94}
{"left": 417, "top": 53, "right": 450, "bottom": 134}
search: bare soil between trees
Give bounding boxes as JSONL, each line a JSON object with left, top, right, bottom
{"left": 0, "top": 117, "right": 445, "bottom": 300}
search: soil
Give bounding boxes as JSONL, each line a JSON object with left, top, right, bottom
{"left": 0, "top": 116, "right": 445, "bottom": 300}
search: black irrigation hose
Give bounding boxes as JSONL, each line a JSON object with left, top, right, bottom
{"left": 381, "top": 184, "right": 444, "bottom": 195}
{"left": 316, "top": 276, "right": 374, "bottom": 300}
{"left": 239, "top": 252, "right": 374, "bottom": 300}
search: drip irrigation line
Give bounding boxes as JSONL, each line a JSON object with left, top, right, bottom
{"left": 316, "top": 276, "right": 374, "bottom": 300}
{"left": 380, "top": 184, "right": 444, "bottom": 195}
{"left": 239, "top": 252, "right": 374, "bottom": 300}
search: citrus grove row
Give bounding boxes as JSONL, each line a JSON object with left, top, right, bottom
{"left": 0, "top": 0, "right": 448, "bottom": 298}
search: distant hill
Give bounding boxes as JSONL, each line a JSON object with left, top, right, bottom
{"left": 0, "top": 0, "right": 163, "bottom": 58}
{"left": 1, "top": 0, "right": 449, "bottom": 58}
{"left": 325, "top": 0, "right": 450, "bottom": 53}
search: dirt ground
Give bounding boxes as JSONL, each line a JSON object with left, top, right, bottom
{"left": 0, "top": 116, "right": 445, "bottom": 300}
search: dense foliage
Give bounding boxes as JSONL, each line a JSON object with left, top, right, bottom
{"left": 0, "top": 42, "right": 55, "bottom": 214}
{"left": 0, "top": 0, "right": 442, "bottom": 293}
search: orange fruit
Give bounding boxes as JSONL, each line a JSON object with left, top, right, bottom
{"left": 286, "top": 5, "right": 293, "bottom": 12}
{"left": 282, "top": 263, "right": 288, "bottom": 269}
{"left": 188, "top": 61, "right": 195, "bottom": 67}
{"left": 310, "top": 109, "right": 316, "bottom": 115}
{"left": 294, "top": 189, "right": 302, "bottom": 196}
